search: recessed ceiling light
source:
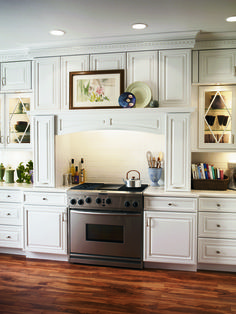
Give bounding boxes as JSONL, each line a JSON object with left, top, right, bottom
{"left": 50, "top": 29, "right": 65, "bottom": 36}
{"left": 226, "top": 16, "right": 236, "bottom": 22}
{"left": 132, "top": 23, "right": 148, "bottom": 30}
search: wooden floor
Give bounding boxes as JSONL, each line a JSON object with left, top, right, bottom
{"left": 0, "top": 254, "right": 236, "bottom": 314}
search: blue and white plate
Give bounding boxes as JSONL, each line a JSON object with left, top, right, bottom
{"left": 118, "top": 92, "right": 136, "bottom": 108}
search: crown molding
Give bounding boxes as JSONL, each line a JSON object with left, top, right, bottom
{"left": 0, "top": 31, "right": 198, "bottom": 60}
{"left": 194, "top": 31, "right": 236, "bottom": 50}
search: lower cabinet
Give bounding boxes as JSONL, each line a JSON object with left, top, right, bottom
{"left": 198, "top": 197, "right": 236, "bottom": 267}
{"left": 144, "top": 197, "right": 197, "bottom": 266}
{"left": 0, "top": 190, "right": 23, "bottom": 249}
{"left": 24, "top": 205, "right": 67, "bottom": 254}
{"left": 24, "top": 191, "right": 67, "bottom": 255}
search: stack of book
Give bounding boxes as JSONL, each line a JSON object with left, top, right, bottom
{"left": 191, "top": 163, "right": 224, "bottom": 180}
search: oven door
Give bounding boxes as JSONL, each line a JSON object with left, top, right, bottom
{"left": 69, "top": 209, "right": 143, "bottom": 259}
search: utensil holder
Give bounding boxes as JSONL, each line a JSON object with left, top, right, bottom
{"left": 148, "top": 168, "right": 162, "bottom": 186}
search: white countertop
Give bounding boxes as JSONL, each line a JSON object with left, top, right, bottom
{"left": 144, "top": 186, "right": 236, "bottom": 198}
{"left": 0, "top": 182, "right": 69, "bottom": 192}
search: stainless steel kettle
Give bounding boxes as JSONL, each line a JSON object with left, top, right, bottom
{"left": 123, "top": 170, "right": 141, "bottom": 188}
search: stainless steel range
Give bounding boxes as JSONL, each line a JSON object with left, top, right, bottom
{"left": 67, "top": 183, "right": 148, "bottom": 269}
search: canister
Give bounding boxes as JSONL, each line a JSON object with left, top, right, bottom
{"left": 5, "top": 169, "right": 15, "bottom": 183}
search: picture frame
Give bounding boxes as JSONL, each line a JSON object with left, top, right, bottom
{"left": 69, "top": 69, "right": 124, "bottom": 109}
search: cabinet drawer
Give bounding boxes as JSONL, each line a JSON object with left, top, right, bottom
{"left": 0, "top": 225, "right": 23, "bottom": 249}
{"left": 0, "top": 203, "right": 22, "bottom": 225}
{"left": 144, "top": 197, "right": 197, "bottom": 212}
{"left": 198, "top": 238, "right": 236, "bottom": 265}
{"left": 199, "top": 198, "right": 236, "bottom": 212}
{"left": 24, "top": 192, "right": 66, "bottom": 206}
{"left": 198, "top": 212, "right": 236, "bottom": 239}
{"left": 0, "top": 190, "right": 22, "bottom": 203}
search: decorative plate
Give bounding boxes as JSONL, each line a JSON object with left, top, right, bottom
{"left": 118, "top": 92, "right": 136, "bottom": 108}
{"left": 125, "top": 81, "right": 152, "bottom": 108}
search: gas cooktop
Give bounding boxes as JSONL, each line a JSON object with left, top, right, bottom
{"left": 69, "top": 182, "right": 148, "bottom": 192}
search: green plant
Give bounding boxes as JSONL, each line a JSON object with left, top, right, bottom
{"left": 16, "top": 162, "right": 25, "bottom": 183}
{"left": 25, "top": 160, "right": 33, "bottom": 184}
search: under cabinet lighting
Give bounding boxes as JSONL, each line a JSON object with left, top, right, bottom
{"left": 50, "top": 29, "right": 65, "bottom": 36}
{"left": 132, "top": 23, "right": 148, "bottom": 30}
{"left": 226, "top": 16, "right": 236, "bottom": 22}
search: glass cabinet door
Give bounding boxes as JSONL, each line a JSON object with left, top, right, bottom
{"left": 199, "top": 86, "right": 236, "bottom": 149}
{"left": 6, "top": 94, "right": 31, "bottom": 146}
{"left": 0, "top": 95, "right": 3, "bottom": 146}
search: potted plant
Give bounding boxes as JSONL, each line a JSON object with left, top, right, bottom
{"left": 25, "top": 160, "right": 33, "bottom": 184}
{"left": 16, "top": 162, "right": 25, "bottom": 183}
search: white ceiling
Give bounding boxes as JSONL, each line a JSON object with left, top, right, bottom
{"left": 0, "top": 0, "right": 236, "bottom": 52}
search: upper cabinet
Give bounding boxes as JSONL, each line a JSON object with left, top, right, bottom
{"left": 61, "top": 55, "right": 89, "bottom": 110}
{"left": 159, "top": 49, "right": 191, "bottom": 106}
{"left": 0, "top": 61, "right": 32, "bottom": 92}
{"left": 127, "top": 51, "right": 158, "bottom": 99}
{"left": 198, "top": 85, "right": 236, "bottom": 149}
{"left": 0, "top": 93, "right": 32, "bottom": 148}
{"left": 193, "top": 49, "right": 236, "bottom": 84}
{"left": 35, "top": 57, "right": 60, "bottom": 111}
{"left": 90, "top": 53, "right": 126, "bottom": 71}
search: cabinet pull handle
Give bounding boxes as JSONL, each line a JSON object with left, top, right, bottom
{"left": 59, "top": 119, "right": 62, "bottom": 132}
{"left": 42, "top": 197, "right": 47, "bottom": 200}
{"left": 216, "top": 224, "right": 221, "bottom": 228}
{"left": 0, "top": 136, "right": 3, "bottom": 144}
{"left": 7, "top": 195, "right": 11, "bottom": 198}
{"left": 109, "top": 118, "right": 112, "bottom": 126}
{"left": 232, "top": 134, "right": 235, "bottom": 144}
{"left": 7, "top": 235, "right": 11, "bottom": 239}
{"left": 7, "top": 213, "right": 11, "bottom": 216}
{"left": 62, "top": 212, "right": 67, "bottom": 222}
{"left": 216, "top": 203, "right": 221, "bottom": 207}
{"left": 7, "top": 136, "right": 10, "bottom": 144}
{"left": 168, "top": 203, "right": 173, "bottom": 206}
{"left": 2, "top": 77, "right": 6, "bottom": 86}
{"left": 216, "top": 250, "right": 221, "bottom": 254}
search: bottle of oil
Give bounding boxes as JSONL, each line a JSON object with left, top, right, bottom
{"left": 80, "top": 158, "right": 85, "bottom": 184}
{"left": 70, "top": 159, "right": 75, "bottom": 183}
{"left": 74, "top": 166, "right": 79, "bottom": 184}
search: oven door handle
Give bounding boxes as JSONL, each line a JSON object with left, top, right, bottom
{"left": 70, "top": 210, "right": 141, "bottom": 216}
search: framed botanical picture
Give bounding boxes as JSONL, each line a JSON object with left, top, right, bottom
{"left": 69, "top": 69, "right": 124, "bottom": 109}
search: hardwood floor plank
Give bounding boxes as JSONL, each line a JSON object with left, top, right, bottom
{"left": 0, "top": 254, "right": 236, "bottom": 313}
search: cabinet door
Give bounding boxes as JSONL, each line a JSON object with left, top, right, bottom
{"left": 127, "top": 51, "right": 158, "bottom": 99}
{"left": 166, "top": 113, "right": 191, "bottom": 191}
{"left": 61, "top": 55, "right": 89, "bottom": 110}
{"left": 33, "top": 115, "right": 55, "bottom": 187}
{"left": 199, "top": 85, "right": 236, "bottom": 149}
{"left": 24, "top": 205, "right": 67, "bottom": 254}
{"left": 5, "top": 93, "right": 32, "bottom": 148}
{"left": 35, "top": 57, "right": 60, "bottom": 111}
{"left": 144, "top": 211, "right": 197, "bottom": 264}
{"left": 199, "top": 50, "right": 236, "bottom": 83}
{"left": 90, "top": 53, "right": 126, "bottom": 71}
{"left": 159, "top": 49, "right": 191, "bottom": 106}
{"left": 0, "top": 94, "right": 4, "bottom": 146}
{"left": 1, "top": 61, "right": 32, "bottom": 92}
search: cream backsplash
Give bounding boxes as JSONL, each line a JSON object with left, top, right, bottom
{"left": 55, "top": 130, "right": 165, "bottom": 186}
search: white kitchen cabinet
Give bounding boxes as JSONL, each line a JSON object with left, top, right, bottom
{"left": 90, "top": 53, "right": 126, "bottom": 71}
{"left": 127, "top": 51, "right": 158, "bottom": 99}
{"left": 61, "top": 55, "right": 89, "bottom": 110}
{"left": 33, "top": 115, "right": 55, "bottom": 187}
{"left": 24, "top": 191, "right": 67, "bottom": 255}
{"left": 35, "top": 57, "right": 60, "bottom": 111}
{"left": 198, "top": 85, "right": 236, "bottom": 149}
{"left": 159, "top": 49, "right": 191, "bottom": 107}
{"left": 198, "top": 49, "right": 236, "bottom": 84}
{"left": 24, "top": 205, "right": 67, "bottom": 255}
{"left": 198, "top": 197, "right": 236, "bottom": 267}
{"left": 166, "top": 113, "right": 191, "bottom": 191}
{"left": 1, "top": 61, "right": 32, "bottom": 92}
{"left": 0, "top": 93, "right": 32, "bottom": 148}
{"left": 144, "top": 197, "right": 197, "bottom": 266}
{"left": 0, "top": 189, "right": 23, "bottom": 249}
{"left": 57, "top": 108, "right": 164, "bottom": 135}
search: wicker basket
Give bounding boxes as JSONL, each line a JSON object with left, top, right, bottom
{"left": 192, "top": 176, "right": 229, "bottom": 191}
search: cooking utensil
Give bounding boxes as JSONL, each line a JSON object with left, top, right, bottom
{"left": 123, "top": 170, "right": 141, "bottom": 188}
{"left": 146, "top": 151, "right": 153, "bottom": 168}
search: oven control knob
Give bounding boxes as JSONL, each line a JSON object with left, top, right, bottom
{"left": 132, "top": 201, "right": 139, "bottom": 208}
{"left": 85, "top": 197, "right": 92, "bottom": 204}
{"left": 106, "top": 198, "right": 111, "bottom": 205}
{"left": 70, "top": 199, "right": 76, "bottom": 205}
{"left": 124, "top": 201, "right": 130, "bottom": 207}
{"left": 96, "top": 197, "right": 101, "bottom": 204}
{"left": 78, "top": 199, "right": 84, "bottom": 205}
